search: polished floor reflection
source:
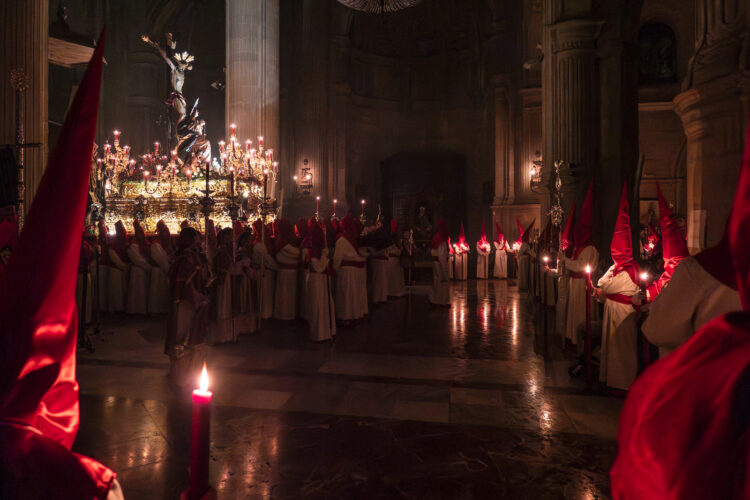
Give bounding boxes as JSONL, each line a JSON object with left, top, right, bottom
{"left": 74, "top": 280, "right": 622, "bottom": 499}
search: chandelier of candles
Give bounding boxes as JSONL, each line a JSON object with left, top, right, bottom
{"left": 99, "top": 126, "right": 279, "bottom": 233}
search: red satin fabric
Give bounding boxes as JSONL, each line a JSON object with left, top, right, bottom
{"left": 731, "top": 117, "right": 750, "bottom": 309}
{"left": 610, "top": 184, "right": 638, "bottom": 284}
{"left": 0, "top": 30, "right": 114, "bottom": 497}
{"left": 561, "top": 202, "right": 576, "bottom": 257}
{"left": 494, "top": 221, "right": 505, "bottom": 246}
{"left": 431, "top": 218, "right": 449, "bottom": 249}
{"left": 610, "top": 313, "right": 750, "bottom": 499}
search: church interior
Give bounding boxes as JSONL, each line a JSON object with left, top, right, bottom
{"left": 1, "top": 0, "right": 749, "bottom": 498}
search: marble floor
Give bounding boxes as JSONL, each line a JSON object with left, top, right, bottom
{"left": 73, "top": 279, "right": 623, "bottom": 499}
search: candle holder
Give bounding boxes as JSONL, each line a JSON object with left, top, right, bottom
{"left": 585, "top": 264, "right": 592, "bottom": 387}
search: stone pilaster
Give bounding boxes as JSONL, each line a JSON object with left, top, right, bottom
{"left": 226, "top": 0, "right": 280, "bottom": 198}
{"left": 0, "top": 0, "right": 49, "bottom": 213}
{"left": 673, "top": 0, "right": 748, "bottom": 251}
{"left": 547, "top": 19, "right": 603, "bottom": 192}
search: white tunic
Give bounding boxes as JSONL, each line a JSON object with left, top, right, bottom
{"left": 454, "top": 252, "right": 468, "bottom": 280}
{"left": 300, "top": 247, "right": 310, "bottom": 320}
{"left": 252, "top": 242, "right": 277, "bottom": 319}
{"left": 386, "top": 245, "right": 406, "bottom": 297}
{"left": 370, "top": 248, "right": 390, "bottom": 304}
{"left": 274, "top": 244, "right": 300, "bottom": 320}
{"left": 148, "top": 242, "right": 171, "bottom": 314}
{"left": 493, "top": 242, "right": 508, "bottom": 279}
{"left": 564, "top": 245, "right": 599, "bottom": 344}
{"left": 429, "top": 241, "right": 451, "bottom": 305}
{"left": 476, "top": 243, "right": 490, "bottom": 279}
{"left": 107, "top": 249, "right": 128, "bottom": 313}
{"left": 598, "top": 265, "right": 640, "bottom": 390}
{"left": 308, "top": 251, "right": 336, "bottom": 341}
{"left": 642, "top": 256, "right": 742, "bottom": 357}
{"left": 333, "top": 237, "right": 368, "bottom": 320}
{"left": 210, "top": 252, "right": 234, "bottom": 344}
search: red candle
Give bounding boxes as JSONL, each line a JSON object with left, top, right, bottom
{"left": 154, "top": 141, "right": 160, "bottom": 154}
{"left": 230, "top": 167, "right": 235, "bottom": 198}
{"left": 189, "top": 364, "right": 212, "bottom": 498}
{"left": 316, "top": 196, "right": 320, "bottom": 213}
{"left": 258, "top": 135, "right": 264, "bottom": 147}
{"left": 230, "top": 123, "right": 236, "bottom": 138}
{"left": 143, "top": 170, "right": 149, "bottom": 187}
{"left": 361, "top": 199, "right": 365, "bottom": 216}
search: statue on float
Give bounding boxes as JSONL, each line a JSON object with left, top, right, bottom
{"left": 141, "top": 32, "right": 211, "bottom": 168}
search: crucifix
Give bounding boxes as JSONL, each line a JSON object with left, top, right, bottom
{"left": 8, "top": 68, "right": 42, "bottom": 231}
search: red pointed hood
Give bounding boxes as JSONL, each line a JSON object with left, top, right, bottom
{"left": 521, "top": 219, "right": 535, "bottom": 244}
{"left": 458, "top": 223, "right": 467, "bottom": 245}
{"left": 610, "top": 116, "right": 750, "bottom": 499}
{"left": 478, "top": 220, "right": 489, "bottom": 245}
{"left": 431, "top": 218, "right": 449, "bottom": 249}
{"left": 610, "top": 183, "right": 638, "bottom": 283}
{"left": 390, "top": 218, "right": 398, "bottom": 234}
{"left": 561, "top": 203, "right": 577, "bottom": 257}
{"left": 574, "top": 178, "right": 594, "bottom": 257}
{"left": 340, "top": 214, "right": 360, "bottom": 252}
{"left": 156, "top": 220, "right": 173, "bottom": 253}
{"left": 657, "top": 183, "right": 689, "bottom": 267}
{"left": 494, "top": 221, "right": 505, "bottom": 246}
{"left": 133, "top": 219, "right": 149, "bottom": 251}
{"left": 515, "top": 218, "right": 524, "bottom": 246}
{"left": 275, "top": 218, "right": 298, "bottom": 252}
{"left": 0, "top": 29, "right": 115, "bottom": 493}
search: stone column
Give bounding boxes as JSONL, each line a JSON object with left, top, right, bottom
{"left": 226, "top": 0, "right": 280, "bottom": 197}
{"left": 673, "top": 0, "right": 748, "bottom": 251}
{"left": 492, "top": 75, "right": 514, "bottom": 206}
{"left": 547, "top": 19, "right": 603, "bottom": 193}
{"left": 0, "top": 0, "right": 49, "bottom": 213}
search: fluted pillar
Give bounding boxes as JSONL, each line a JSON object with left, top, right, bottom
{"left": 547, "top": 20, "right": 603, "bottom": 189}
{"left": 226, "top": 0, "right": 280, "bottom": 197}
{"left": 0, "top": 0, "right": 49, "bottom": 215}
{"left": 673, "top": 0, "right": 748, "bottom": 251}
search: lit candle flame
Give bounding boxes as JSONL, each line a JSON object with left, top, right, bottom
{"left": 640, "top": 272, "right": 649, "bottom": 282}
{"left": 199, "top": 363, "right": 209, "bottom": 393}
{"left": 585, "top": 265, "right": 591, "bottom": 274}
{"left": 543, "top": 256, "right": 549, "bottom": 263}
{"left": 316, "top": 196, "right": 320, "bottom": 201}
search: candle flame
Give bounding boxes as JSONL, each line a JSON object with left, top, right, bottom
{"left": 199, "top": 363, "right": 209, "bottom": 392}
{"left": 640, "top": 272, "right": 649, "bottom": 282}
{"left": 543, "top": 256, "right": 549, "bottom": 263}
{"left": 585, "top": 265, "right": 591, "bottom": 274}
{"left": 316, "top": 196, "right": 320, "bottom": 200}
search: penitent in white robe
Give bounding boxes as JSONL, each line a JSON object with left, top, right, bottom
{"left": 642, "top": 256, "right": 742, "bottom": 357}
{"left": 232, "top": 255, "right": 255, "bottom": 335}
{"left": 386, "top": 245, "right": 406, "bottom": 297}
{"left": 148, "top": 242, "right": 171, "bottom": 314}
{"left": 493, "top": 242, "right": 508, "bottom": 279}
{"left": 300, "top": 247, "right": 310, "bottom": 321}
{"left": 274, "top": 244, "right": 300, "bottom": 320}
{"left": 429, "top": 241, "right": 451, "bottom": 306}
{"left": 126, "top": 244, "right": 151, "bottom": 315}
{"left": 333, "top": 237, "right": 368, "bottom": 320}
{"left": 517, "top": 243, "right": 531, "bottom": 290}
{"left": 107, "top": 249, "right": 128, "bottom": 313}
{"left": 253, "top": 242, "right": 277, "bottom": 319}
{"left": 308, "top": 250, "right": 336, "bottom": 341}
{"left": 476, "top": 244, "right": 490, "bottom": 279}
{"left": 563, "top": 245, "right": 599, "bottom": 345}
{"left": 370, "top": 249, "right": 390, "bottom": 304}
{"left": 598, "top": 265, "right": 640, "bottom": 390}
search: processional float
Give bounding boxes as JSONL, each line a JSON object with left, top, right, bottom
{"left": 94, "top": 33, "right": 279, "bottom": 234}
